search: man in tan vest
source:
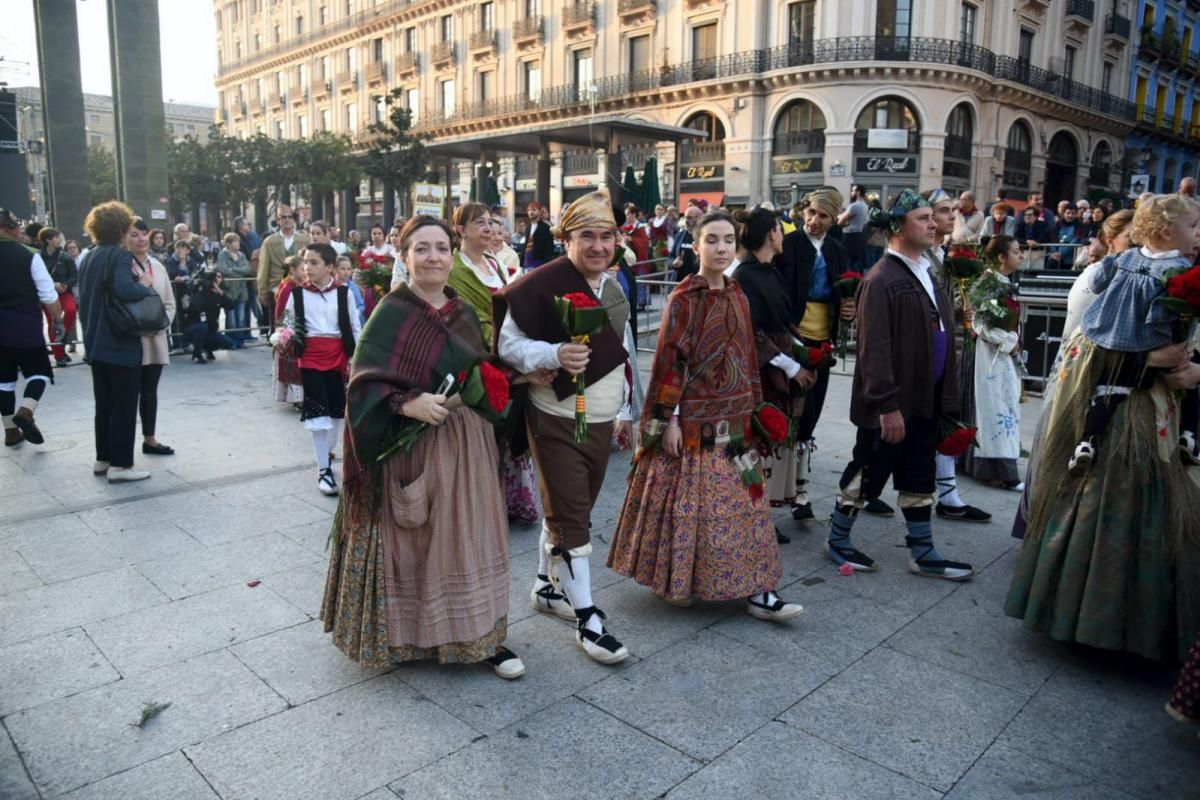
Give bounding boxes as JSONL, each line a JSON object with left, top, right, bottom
{"left": 256, "top": 204, "right": 309, "bottom": 328}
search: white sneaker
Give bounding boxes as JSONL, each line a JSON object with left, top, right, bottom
{"left": 317, "top": 468, "right": 339, "bottom": 496}
{"left": 530, "top": 579, "right": 575, "bottom": 620}
{"left": 107, "top": 467, "right": 150, "bottom": 483}
{"left": 93, "top": 460, "right": 110, "bottom": 475}
{"left": 486, "top": 647, "right": 526, "bottom": 680}
{"left": 747, "top": 593, "right": 804, "bottom": 621}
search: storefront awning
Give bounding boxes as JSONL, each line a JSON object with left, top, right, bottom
{"left": 423, "top": 115, "right": 704, "bottom": 161}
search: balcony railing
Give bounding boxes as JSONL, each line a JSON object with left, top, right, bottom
{"left": 680, "top": 141, "right": 725, "bottom": 164}
{"left": 366, "top": 61, "right": 385, "bottom": 83}
{"left": 773, "top": 130, "right": 826, "bottom": 155}
{"left": 1141, "top": 30, "right": 1162, "bottom": 58}
{"left": 414, "top": 36, "right": 1137, "bottom": 129}
{"left": 620, "top": 144, "right": 657, "bottom": 169}
{"left": 513, "top": 15, "right": 544, "bottom": 44}
{"left": 562, "top": 1, "right": 595, "bottom": 30}
{"left": 562, "top": 150, "right": 598, "bottom": 175}
{"left": 1064, "top": 0, "right": 1094, "bottom": 25}
{"left": 395, "top": 52, "right": 419, "bottom": 75}
{"left": 470, "top": 29, "right": 497, "bottom": 52}
{"left": 430, "top": 41, "right": 456, "bottom": 66}
{"left": 618, "top": 0, "right": 655, "bottom": 16}
{"left": 1104, "top": 14, "right": 1131, "bottom": 40}
{"left": 515, "top": 158, "right": 537, "bottom": 178}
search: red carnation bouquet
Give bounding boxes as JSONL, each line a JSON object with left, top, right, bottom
{"left": 945, "top": 245, "right": 985, "bottom": 345}
{"left": 751, "top": 403, "right": 792, "bottom": 447}
{"left": 378, "top": 358, "right": 512, "bottom": 460}
{"left": 356, "top": 251, "right": 396, "bottom": 297}
{"left": 834, "top": 272, "right": 864, "bottom": 360}
{"left": 937, "top": 415, "right": 978, "bottom": 457}
{"left": 1155, "top": 266, "right": 1200, "bottom": 341}
{"left": 554, "top": 291, "right": 610, "bottom": 443}
{"left": 791, "top": 340, "right": 837, "bottom": 389}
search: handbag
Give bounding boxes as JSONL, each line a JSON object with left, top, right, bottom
{"left": 102, "top": 249, "right": 170, "bottom": 337}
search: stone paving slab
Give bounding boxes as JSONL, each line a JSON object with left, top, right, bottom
{"left": 0, "top": 628, "right": 121, "bottom": 716}
{"left": 0, "top": 724, "right": 38, "bottom": 800}
{"left": 257, "top": 558, "right": 327, "bottom": 618}
{"left": 0, "top": 545, "right": 41, "bottom": 596}
{"left": 136, "top": 531, "right": 318, "bottom": 600}
{"left": 16, "top": 521, "right": 204, "bottom": 584}
{"left": 579, "top": 628, "right": 833, "bottom": 762}
{"left": 0, "top": 566, "right": 168, "bottom": 648}
{"left": 5, "top": 649, "right": 287, "bottom": 797}
{"left": 85, "top": 582, "right": 308, "bottom": 676}
{"left": 941, "top": 742, "right": 1141, "bottom": 800}
{"left": 666, "top": 721, "right": 941, "bottom": 800}
{"left": 58, "top": 750, "right": 221, "bottom": 800}
{"left": 389, "top": 697, "right": 700, "bottom": 799}
{"left": 781, "top": 646, "right": 1029, "bottom": 792}
{"left": 186, "top": 673, "right": 476, "bottom": 800}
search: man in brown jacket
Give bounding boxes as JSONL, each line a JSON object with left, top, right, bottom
{"left": 825, "top": 190, "right": 974, "bottom": 582}
{"left": 256, "top": 205, "right": 309, "bottom": 328}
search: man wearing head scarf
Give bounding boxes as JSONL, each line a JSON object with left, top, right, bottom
{"left": 774, "top": 188, "right": 863, "bottom": 524}
{"left": 524, "top": 201, "right": 556, "bottom": 269}
{"left": 825, "top": 190, "right": 975, "bottom": 583}
{"left": 923, "top": 188, "right": 993, "bottom": 524}
{"left": 494, "top": 189, "right": 633, "bottom": 665}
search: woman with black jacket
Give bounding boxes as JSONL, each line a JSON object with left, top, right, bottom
{"left": 38, "top": 228, "right": 78, "bottom": 367}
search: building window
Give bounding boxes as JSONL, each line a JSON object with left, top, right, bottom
{"left": 230, "top": 2, "right": 238, "bottom": 23}
{"left": 320, "top": 56, "right": 331, "bottom": 80}
{"left": 89, "top": 113, "right": 100, "bottom": 125}
{"left": 299, "top": 63, "right": 309, "bottom": 90}
{"left": 275, "top": 120, "right": 285, "bottom": 139}
{"left": 254, "top": 33, "right": 262, "bottom": 51}
{"left": 524, "top": 61, "right": 542, "bottom": 101}
{"left": 481, "top": 1, "right": 495, "bottom": 30}
{"left": 628, "top": 34, "right": 650, "bottom": 74}
{"left": 572, "top": 49, "right": 593, "bottom": 98}
{"left": 876, "top": 0, "right": 912, "bottom": 39}
{"left": 440, "top": 14, "right": 453, "bottom": 42}
{"left": 787, "top": 1, "right": 815, "bottom": 47}
{"left": 216, "top": 10, "right": 222, "bottom": 30}
{"left": 236, "top": 41, "right": 243, "bottom": 59}
{"left": 372, "top": 37, "right": 384, "bottom": 62}
{"left": 299, "top": 115, "right": 310, "bottom": 137}
{"left": 440, "top": 79, "right": 456, "bottom": 115}
{"left": 274, "top": 24, "right": 281, "bottom": 42}
{"left": 1063, "top": 45, "right": 1076, "bottom": 79}
{"left": 321, "top": 109, "right": 331, "bottom": 131}
{"left": 404, "top": 27, "right": 416, "bottom": 52}
{"left": 347, "top": 102, "right": 358, "bottom": 132}
{"left": 406, "top": 88, "right": 419, "bottom": 122}
{"left": 373, "top": 94, "right": 386, "bottom": 122}
{"left": 88, "top": 134, "right": 102, "bottom": 147}
{"left": 1018, "top": 28, "right": 1034, "bottom": 63}
{"left": 295, "top": 15, "right": 304, "bottom": 34}
{"left": 959, "top": 3, "right": 977, "bottom": 44}
{"left": 1102, "top": 62, "right": 1113, "bottom": 95}
{"left": 692, "top": 22, "right": 717, "bottom": 61}
{"left": 346, "top": 0, "right": 354, "bottom": 13}
{"left": 347, "top": 47, "right": 357, "bottom": 74}
{"left": 320, "top": 6, "right": 329, "bottom": 24}
{"left": 525, "top": 0, "right": 539, "bottom": 15}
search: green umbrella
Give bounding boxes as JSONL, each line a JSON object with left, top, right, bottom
{"left": 641, "top": 156, "right": 661, "bottom": 210}
{"left": 622, "top": 165, "right": 640, "bottom": 210}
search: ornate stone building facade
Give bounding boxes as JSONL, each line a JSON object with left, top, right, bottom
{"left": 214, "top": 0, "right": 1176, "bottom": 217}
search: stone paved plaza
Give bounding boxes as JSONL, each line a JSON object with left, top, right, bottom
{"left": 1, "top": 346, "right": 1197, "bottom": 800}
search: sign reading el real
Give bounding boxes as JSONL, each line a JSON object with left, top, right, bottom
{"left": 772, "top": 157, "right": 824, "bottom": 175}
{"left": 855, "top": 156, "right": 917, "bottom": 175}
{"left": 681, "top": 164, "right": 724, "bottom": 181}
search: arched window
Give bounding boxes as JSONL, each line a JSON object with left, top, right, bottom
{"left": 682, "top": 111, "right": 725, "bottom": 142}
{"left": 773, "top": 99, "right": 826, "bottom": 155}
{"left": 944, "top": 103, "right": 974, "bottom": 167}
{"left": 1165, "top": 157, "right": 1179, "bottom": 191}
{"left": 1089, "top": 141, "right": 1113, "bottom": 187}
{"left": 854, "top": 96, "right": 920, "bottom": 153}
{"left": 1047, "top": 132, "right": 1078, "bottom": 167}
{"left": 1003, "top": 120, "right": 1033, "bottom": 190}
{"left": 1045, "top": 132, "right": 1079, "bottom": 208}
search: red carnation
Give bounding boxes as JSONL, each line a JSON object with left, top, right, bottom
{"left": 838, "top": 271, "right": 864, "bottom": 282}
{"left": 820, "top": 341, "right": 834, "bottom": 356}
{"left": 754, "top": 404, "right": 790, "bottom": 443}
{"left": 937, "top": 426, "right": 978, "bottom": 457}
{"left": 457, "top": 370, "right": 467, "bottom": 387}
{"left": 749, "top": 482, "right": 764, "bottom": 500}
{"left": 562, "top": 291, "right": 601, "bottom": 309}
{"left": 808, "top": 347, "right": 825, "bottom": 365}
{"left": 479, "top": 362, "right": 510, "bottom": 413}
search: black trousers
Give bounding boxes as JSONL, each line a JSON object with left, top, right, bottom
{"left": 840, "top": 417, "right": 938, "bottom": 499}
{"left": 140, "top": 364, "right": 163, "bottom": 437}
{"left": 91, "top": 362, "right": 141, "bottom": 468}
{"left": 795, "top": 339, "right": 833, "bottom": 444}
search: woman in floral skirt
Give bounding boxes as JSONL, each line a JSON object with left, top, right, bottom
{"left": 607, "top": 211, "right": 803, "bottom": 620}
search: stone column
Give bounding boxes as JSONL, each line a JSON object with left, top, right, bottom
{"left": 32, "top": 0, "right": 91, "bottom": 238}
{"left": 107, "top": 0, "right": 170, "bottom": 222}
{"left": 340, "top": 187, "right": 355, "bottom": 233}
{"left": 536, "top": 141, "right": 552, "bottom": 211}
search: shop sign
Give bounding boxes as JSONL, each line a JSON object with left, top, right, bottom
{"left": 772, "top": 157, "right": 823, "bottom": 175}
{"left": 515, "top": 178, "right": 537, "bottom": 191}
{"left": 682, "top": 164, "right": 723, "bottom": 181}
{"left": 830, "top": 164, "right": 846, "bottom": 177}
{"left": 413, "top": 183, "right": 447, "bottom": 218}
{"left": 566, "top": 175, "right": 598, "bottom": 187}
{"left": 855, "top": 156, "right": 917, "bottom": 175}
{"left": 866, "top": 128, "right": 910, "bottom": 150}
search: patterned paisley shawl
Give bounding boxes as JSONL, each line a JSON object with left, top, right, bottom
{"left": 639, "top": 274, "right": 763, "bottom": 450}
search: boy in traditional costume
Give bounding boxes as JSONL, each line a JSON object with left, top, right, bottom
{"left": 495, "top": 189, "right": 635, "bottom": 665}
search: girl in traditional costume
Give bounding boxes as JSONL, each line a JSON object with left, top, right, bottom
{"left": 269, "top": 257, "right": 306, "bottom": 405}
{"left": 447, "top": 203, "right": 540, "bottom": 524}
{"left": 608, "top": 211, "right": 802, "bottom": 620}
{"left": 322, "top": 216, "right": 531, "bottom": 679}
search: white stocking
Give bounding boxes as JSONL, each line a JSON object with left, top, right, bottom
{"left": 554, "top": 546, "right": 600, "bottom": 634}
{"left": 535, "top": 523, "right": 552, "bottom": 584}
{"left": 935, "top": 453, "right": 964, "bottom": 507}
{"left": 311, "top": 428, "right": 331, "bottom": 471}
